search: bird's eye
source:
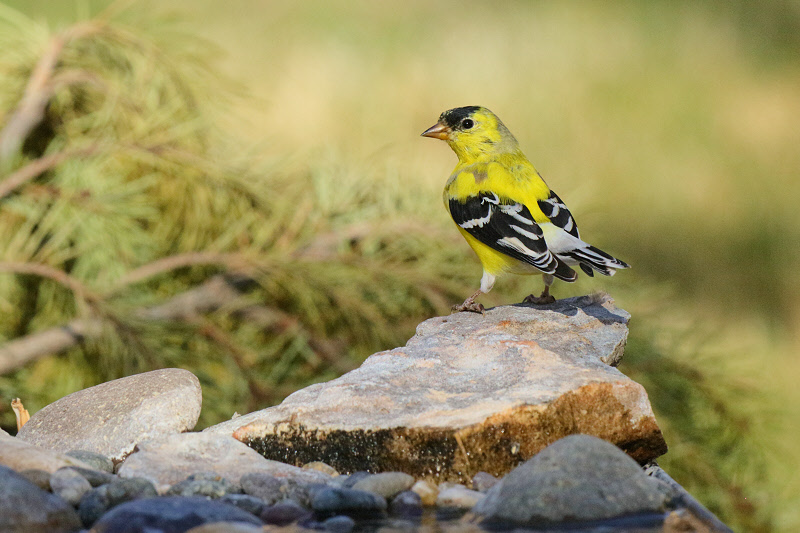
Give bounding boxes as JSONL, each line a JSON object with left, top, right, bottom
{"left": 462, "top": 118, "right": 474, "bottom": 129}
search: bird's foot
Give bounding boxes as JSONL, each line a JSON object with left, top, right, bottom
{"left": 451, "top": 300, "right": 485, "bottom": 314}
{"left": 523, "top": 293, "right": 556, "bottom": 305}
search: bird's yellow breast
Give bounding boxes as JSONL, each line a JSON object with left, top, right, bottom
{"left": 443, "top": 156, "right": 552, "bottom": 224}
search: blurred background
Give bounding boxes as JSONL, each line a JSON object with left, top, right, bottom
{"left": 0, "top": 1, "right": 798, "bottom": 530}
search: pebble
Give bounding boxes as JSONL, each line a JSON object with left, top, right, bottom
{"left": 50, "top": 467, "right": 92, "bottom": 506}
{"left": 410, "top": 480, "right": 438, "bottom": 506}
{"left": 303, "top": 461, "right": 340, "bottom": 477}
{"left": 66, "top": 466, "right": 116, "bottom": 487}
{"left": 185, "top": 522, "right": 265, "bottom": 533}
{"left": 323, "top": 514, "right": 356, "bottom": 532}
{"left": 19, "top": 468, "right": 51, "bottom": 491}
{"left": 166, "top": 472, "right": 240, "bottom": 498}
{"left": 0, "top": 436, "right": 97, "bottom": 473}
{"left": 351, "top": 472, "right": 415, "bottom": 499}
{"left": 65, "top": 449, "right": 115, "bottom": 473}
{"left": 260, "top": 499, "right": 312, "bottom": 526}
{"left": 218, "top": 494, "right": 267, "bottom": 516}
{"left": 436, "top": 486, "right": 485, "bottom": 509}
{"left": 0, "top": 465, "right": 81, "bottom": 533}
{"left": 240, "top": 472, "right": 317, "bottom": 506}
{"left": 311, "top": 486, "right": 388, "bottom": 519}
{"left": 337, "top": 470, "right": 371, "bottom": 488}
{"left": 389, "top": 490, "right": 423, "bottom": 517}
{"left": 78, "top": 476, "right": 158, "bottom": 527}
{"left": 471, "top": 471, "right": 499, "bottom": 492}
{"left": 89, "top": 496, "right": 263, "bottom": 532}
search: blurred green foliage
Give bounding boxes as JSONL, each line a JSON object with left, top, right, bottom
{"left": 1, "top": 1, "right": 799, "bottom": 532}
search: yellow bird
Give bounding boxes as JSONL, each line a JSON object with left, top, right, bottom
{"left": 422, "top": 106, "right": 629, "bottom": 313}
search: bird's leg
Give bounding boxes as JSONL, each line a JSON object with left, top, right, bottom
{"left": 523, "top": 274, "right": 556, "bottom": 305}
{"left": 452, "top": 289, "right": 485, "bottom": 314}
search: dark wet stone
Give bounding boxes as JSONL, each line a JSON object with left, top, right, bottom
{"left": 471, "top": 471, "right": 499, "bottom": 492}
{"left": 323, "top": 514, "right": 356, "bottom": 532}
{"left": 166, "top": 472, "right": 240, "bottom": 498}
{"left": 0, "top": 465, "right": 81, "bottom": 533}
{"left": 390, "top": 490, "right": 423, "bottom": 517}
{"left": 311, "top": 486, "right": 387, "bottom": 519}
{"left": 65, "top": 450, "right": 114, "bottom": 473}
{"left": 218, "top": 494, "right": 267, "bottom": 516}
{"left": 78, "top": 486, "right": 110, "bottom": 527}
{"left": 351, "top": 472, "right": 414, "bottom": 499}
{"left": 473, "top": 434, "right": 668, "bottom": 524}
{"left": 260, "top": 499, "right": 312, "bottom": 526}
{"left": 19, "top": 468, "right": 51, "bottom": 491}
{"left": 50, "top": 467, "right": 92, "bottom": 506}
{"left": 90, "top": 496, "right": 263, "bottom": 532}
{"left": 78, "top": 476, "right": 158, "bottom": 526}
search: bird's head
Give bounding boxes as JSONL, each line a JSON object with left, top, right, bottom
{"left": 421, "top": 106, "right": 520, "bottom": 162}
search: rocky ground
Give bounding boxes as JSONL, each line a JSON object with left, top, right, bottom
{"left": 0, "top": 296, "right": 732, "bottom": 532}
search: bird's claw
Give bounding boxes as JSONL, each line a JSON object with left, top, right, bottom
{"left": 451, "top": 301, "right": 485, "bottom": 314}
{"left": 523, "top": 293, "right": 556, "bottom": 305}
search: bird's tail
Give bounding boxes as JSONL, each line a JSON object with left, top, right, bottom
{"left": 558, "top": 246, "right": 629, "bottom": 277}
{"left": 553, "top": 256, "right": 578, "bottom": 282}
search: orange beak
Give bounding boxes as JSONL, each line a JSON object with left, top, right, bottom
{"left": 421, "top": 121, "right": 452, "bottom": 140}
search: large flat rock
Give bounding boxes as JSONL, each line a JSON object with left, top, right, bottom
{"left": 206, "top": 295, "right": 666, "bottom": 483}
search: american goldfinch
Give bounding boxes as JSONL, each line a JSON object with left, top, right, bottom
{"left": 422, "top": 106, "right": 629, "bottom": 313}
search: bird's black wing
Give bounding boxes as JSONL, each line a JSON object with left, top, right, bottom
{"left": 449, "top": 192, "right": 577, "bottom": 282}
{"left": 537, "top": 190, "right": 580, "bottom": 239}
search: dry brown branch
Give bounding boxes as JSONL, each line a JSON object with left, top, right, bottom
{"left": 110, "top": 252, "right": 253, "bottom": 295}
{"left": 0, "top": 261, "right": 99, "bottom": 304}
{"left": 0, "top": 146, "right": 99, "bottom": 199}
{"left": 0, "top": 22, "right": 99, "bottom": 163}
{"left": 0, "top": 274, "right": 351, "bottom": 375}
{"left": 11, "top": 398, "right": 30, "bottom": 431}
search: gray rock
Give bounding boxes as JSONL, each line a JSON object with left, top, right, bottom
{"left": 78, "top": 476, "right": 158, "bottom": 527}
{"left": 390, "top": 490, "right": 423, "bottom": 517}
{"left": 436, "top": 486, "right": 485, "bottom": 509}
{"left": 472, "top": 434, "right": 668, "bottom": 524}
{"left": 0, "top": 436, "right": 95, "bottom": 473}
{"left": 323, "top": 514, "right": 356, "bottom": 532}
{"left": 218, "top": 494, "right": 267, "bottom": 516}
{"left": 166, "top": 472, "right": 240, "bottom": 498}
{"left": 260, "top": 499, "right": 311, "bottom": 525}
{"left": 0, "top": 465, "right": 82, "bottom": 533}
{"left": 471, "top": 471, "right": 499, "bottom": 492}
{"left": 17, "top": 368, "right": 202, "bottom": 462}
{"left": 206, "top": 297, "right": 665, "bottom": 483}
{"left": 65, "top": 466, "right": 116, "bottom": 487}
{"left": 351, "top": 472, "right": 415, "bottom": 499}
{"left": 118, "top": 432, "right": 329, "bottom": 494}
{"left": 311, "top": 486, "right": 387, "bottom": 519}
{"left": 64, "top": 450, "right": 114, "bottom": 473}
{"left": 90, "top": 496, "right": 263, "bottom": 532}
{"left": 20, "top": 468, "right": 51, "bottom": 491}
{"left": 50, "top": 467, "right": 92, "bottom": 506}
